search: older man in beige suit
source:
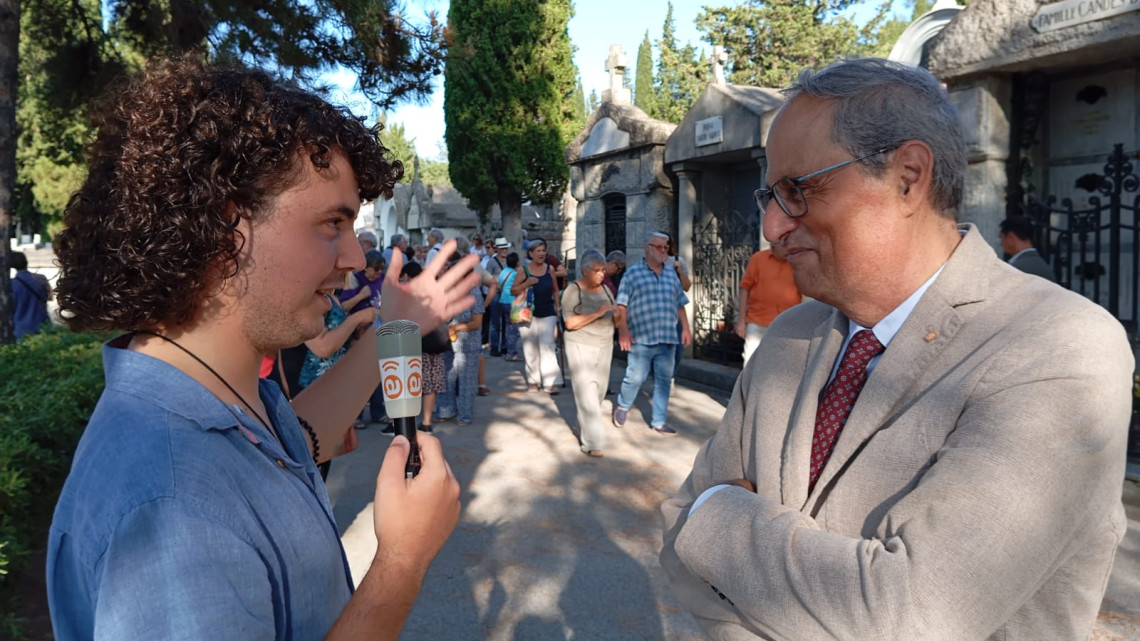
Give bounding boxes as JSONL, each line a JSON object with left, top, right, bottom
{"left": 660, "top": 58, "right": 1133, "bottom": 641}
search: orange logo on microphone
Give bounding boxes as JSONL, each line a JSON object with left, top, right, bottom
{"left": 407, "top": 357, "right": 422, "bottom": 397}
{"left": 381, "top": 360, "right": 403, "bottom": 400}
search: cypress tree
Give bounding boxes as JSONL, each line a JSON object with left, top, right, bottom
{"left": 444, "top": 0, "right": 577, "bottom": 238}
{"left": 634, "top": 31, "right": 657, "bottom": 117}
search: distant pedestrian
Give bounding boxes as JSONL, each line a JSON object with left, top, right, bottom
{"left": 10, "top": 251, "right": 51, "bottom": 340}
{"left": 425, "top": 228, "right": 445, "bottom": 265}
{"left": 401, "top": 262, "right": 450, "bottom": 434}
{"left": 664, "top": 232, "right": 691, "bottom": 376}
{"left": 470, "top": 232, "right": 487, "bottom": 259}
{"left": 498, "top": 252, "right": 523, "bottom": 361}
{"left": 613, "top": 232, "right": 691, "bottom": 435}
{"left": 736, "top": 244, "right": 801, "bottom": 364}
{"left": 511, "top": 237, "right": 561, "bottom": 393}
{"left": 999, "top": 215, "right": 1054, "bottom": 281}
{"left": 445, "top": 246, "right": 484, "bottom": 426}
{"left": 383, "top": 233, "right": 407, "bottom": 266}
{"left": 561, "top": 249, "right": 616, "bottom": 457}
{"left": 603, "top": 250, "right": 625, "bottom": 296}
{"left": 356, "top": 230, "right": 378, "bottom": 254}
{"left": 341, "top": 249, "right": 385, "bottom": 313}
{"left": 484, "top": 237, "right": 512, "bottom": 356}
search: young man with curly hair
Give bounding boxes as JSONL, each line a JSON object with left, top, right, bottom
{"left": 46, "top": 56, "right": 480, "bottom": 640}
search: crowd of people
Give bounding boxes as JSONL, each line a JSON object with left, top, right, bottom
{"left": 297, "top": 220, "right": 805, "bottom": 462}
{"left": 323, "top": 224, "right": 727, "bottom": 459}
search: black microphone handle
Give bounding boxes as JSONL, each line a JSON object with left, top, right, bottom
{"left": 393, "top": 416, "right": 421, "bottom": 478}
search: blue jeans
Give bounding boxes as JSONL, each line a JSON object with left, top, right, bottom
{"left": 673, "top": 321, "right": 684, "bottom": 375}
{"left": 490, "top": 300, "right": 506, "bottom": 352}
{"left": 617, "top": 342, "right": 676, "bottom": 428}
{"left": 447, "top": 347, "right": 480, "bottom": 423}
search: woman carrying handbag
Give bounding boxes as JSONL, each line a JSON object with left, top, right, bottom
{"left": 510, "top": 238, "right": 561, "bottom": 394}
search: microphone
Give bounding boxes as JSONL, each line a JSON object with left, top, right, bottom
{"left": 375, "top": 320, "right": 424, "bottom": 477}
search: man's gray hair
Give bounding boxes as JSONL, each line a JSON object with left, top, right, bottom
{"left": 389, "top": 233, "right": 406, "bottom": 247}
{"left": 784, "top": 58, "right": 967, "bottom": 220}
{"left": 427, "top": 228, "right": 444, "bottom": 244}
{"left": 605, "top": 250, "right": 626, "bottom": 267}
{"left": 578, "top": 249, "right": 606, "bottom": 277}
{"left": 357, "top": 230, "right": 378, "bottom": 247}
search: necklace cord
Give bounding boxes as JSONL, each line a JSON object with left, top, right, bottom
{"left": 133, "top": 330, "right": 319, "bottom": 462}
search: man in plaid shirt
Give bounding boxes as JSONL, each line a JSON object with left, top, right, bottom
{"left": 613, "top": 232, "right": 692, "bottom": 435}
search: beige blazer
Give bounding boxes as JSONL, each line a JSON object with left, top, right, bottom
{"left": 661, "top": 226, "right": 1133, "bottom": 640}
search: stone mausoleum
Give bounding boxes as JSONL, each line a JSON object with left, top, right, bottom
{"left": 566, "top": 46, "right": 676, "bottom": 265}
{"left": 929, "top": 0, "right": 1140, "bottom": 336}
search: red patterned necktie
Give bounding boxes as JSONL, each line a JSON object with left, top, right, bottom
{"left": 809, "top": 329, "right": 885, "bottom": 491}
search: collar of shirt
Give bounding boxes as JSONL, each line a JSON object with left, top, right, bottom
{"left": 102, "top": 336, "right": 300, "bottom": 456}
{"left": 829, "top": 263, "right": 947, "bottom": 383}
{"left": 1009, "top": 247, "right": 1036, "bottom": 264}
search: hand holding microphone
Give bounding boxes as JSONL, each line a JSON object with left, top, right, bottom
{"left": 376, "top": 320, "right": 424, "bottom": 477}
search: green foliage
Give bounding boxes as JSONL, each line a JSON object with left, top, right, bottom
{"left": 15, "top": 0, "right": 113, "bottom": 237}
{"left": 12, "top": 0, "right": 447, "bottom": 237}
{"left": 696, "top": 0, "right": 886, "bottom": 90}
{"left": 570, "top": 78, "right": 588, "bottom": 132}
{"left": 634, "top": 31, "right": 657, "bottom": 116}
{"left": 444, "top": 0, "right": 578, "bottom": 228}
{"left": 419, "top": 160, "right": 452, "bottom": 187}
{"left": 379, "top": 120, "right": 418, "bottom": 184}
{"left": 653, "top": 2, "right": 709, "bottom": 123}
{"left": 0, "top": 329, "right": 106, "bottom": 627}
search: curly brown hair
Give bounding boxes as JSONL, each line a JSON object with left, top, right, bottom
{"left": 54, "top": 54, "right": 403, "bottom": 333}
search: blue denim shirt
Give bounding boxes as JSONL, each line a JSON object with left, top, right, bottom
{"left": 48, "top": 337, "right": 353, "bottom": 640}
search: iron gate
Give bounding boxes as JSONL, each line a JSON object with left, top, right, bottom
{"left": 603, "top": 194, "right": 626, "bottom": 258}
{"left": 1020, "top": 143, "right": 1139, "bottom": 337}
{"left": 691, "top": 209, "right": 759, "bottom": 365}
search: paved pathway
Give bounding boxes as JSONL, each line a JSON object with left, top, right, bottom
{"left": 326, "top": 352, "right": 1140, "bottom": 640}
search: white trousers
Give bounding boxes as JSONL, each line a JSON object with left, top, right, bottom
{"left": 565, "top": 339, "right": 612, "bottom": 452}
{"left": 519, "top": 316, "right": 562, "bottom": 388}
{"left": 743, "top": 323, "right": 768, "bottom": 365}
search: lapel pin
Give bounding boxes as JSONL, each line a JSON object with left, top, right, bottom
{"left": 924, "top": 330, "right": 939, "bottom": 343}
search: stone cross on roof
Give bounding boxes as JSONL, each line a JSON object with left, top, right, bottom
{"left": 603, "top": 44, "right": 631, "bottom": 104}
{"left": 712, "top": 45, "right": 728, "bottom": 85}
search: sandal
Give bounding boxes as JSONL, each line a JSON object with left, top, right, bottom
{"left": 478, "top": 385, "right": 490, "bottom": 396}
{"left": 545, "top": 386, "right": 560, "bottom": 396}
{"left": 584, "top": 450, "right": 604, "bottom": 458}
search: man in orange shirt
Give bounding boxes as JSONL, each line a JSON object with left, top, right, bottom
{"left": 735, "top": 244, "right": 801, "bottom": 364}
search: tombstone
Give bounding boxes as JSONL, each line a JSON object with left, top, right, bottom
{"left": 712, "top": 45, "right": 728, "bottom": 85}
{"left": 602, "top": 45, "right": 632, "bottom": 105}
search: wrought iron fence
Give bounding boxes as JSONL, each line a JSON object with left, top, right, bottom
{"left": 1020, "top": 143, "right": 1139, "bottom": 337}
{"left": 691, "top": 209, "right": 759, "bottom": 366}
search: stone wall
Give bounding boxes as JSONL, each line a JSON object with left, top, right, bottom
{"left": 929, "top": 0, "right": 1140, "bottom": 82}
{"left": 947, "top": 76, "right": 1012, "bottom": 246}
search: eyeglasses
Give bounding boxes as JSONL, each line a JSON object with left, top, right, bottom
{"left": 754, "top": 146, "right": 897, "bottom": 218}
